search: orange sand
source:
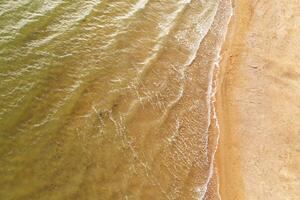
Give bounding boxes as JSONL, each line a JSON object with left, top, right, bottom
{"left": 217, "top": 0, "right": 300, "bottom": 199}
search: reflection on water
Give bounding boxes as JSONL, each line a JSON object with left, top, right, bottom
{"left": 0, "top": 0, "right": 232, "bottom": 199}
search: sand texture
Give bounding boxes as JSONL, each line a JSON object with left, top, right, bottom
{"left": 217, "top": 0, "right": 300, "bottom": 199}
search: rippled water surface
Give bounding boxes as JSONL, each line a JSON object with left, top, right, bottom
{"left": 0, "top": 0, "right": 232, "bottom": 199}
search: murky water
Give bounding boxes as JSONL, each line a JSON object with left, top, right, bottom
{"left": 0, "top": 0, "right": 232, "bottom": 199}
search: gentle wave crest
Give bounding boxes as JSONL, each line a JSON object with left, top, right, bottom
{"left": 0, "top": 1, "right": 232, "bottom": 199}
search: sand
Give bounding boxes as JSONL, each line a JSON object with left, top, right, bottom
{"left": 216, "top": 0, "right": 300, "bottom": 199}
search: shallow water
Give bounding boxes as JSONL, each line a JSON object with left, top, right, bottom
{"left": 0, "top": 0, "right": 232, "bottom": 199}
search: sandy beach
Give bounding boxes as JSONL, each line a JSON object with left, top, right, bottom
{"left": 216, "top": 0, "right": 300, "bottom": 199}
{"left": 1, "top": 0, "right": 299, "bottom": 199}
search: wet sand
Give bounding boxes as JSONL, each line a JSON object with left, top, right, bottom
{"left": 217, "top": 0, "right": 300, "bottom": 199}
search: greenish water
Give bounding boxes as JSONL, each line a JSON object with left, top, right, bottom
{"left": 0, "top": 0, "right": 232, "bottom": 199}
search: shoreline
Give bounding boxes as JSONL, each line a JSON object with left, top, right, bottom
{"left": 215, "top": 0, "right": 250, "bottom": 198}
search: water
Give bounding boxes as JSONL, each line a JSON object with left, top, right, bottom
{"left": 0, "top": 0, "right": 232, "bottom": 199}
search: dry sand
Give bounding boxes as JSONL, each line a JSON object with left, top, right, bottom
{"left": 216, "top": 0, "right": 300, "bottom": 199}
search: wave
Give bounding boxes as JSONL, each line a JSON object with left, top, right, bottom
{"left": 0, "top": 0, "right": 233, "bottom": 199}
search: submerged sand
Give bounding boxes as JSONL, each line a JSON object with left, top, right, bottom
{"left": 217, "top": 0, "right": 300, "bottom": 199}
{"left": 1, "top": 0, "right": 299, "bottom": 199}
